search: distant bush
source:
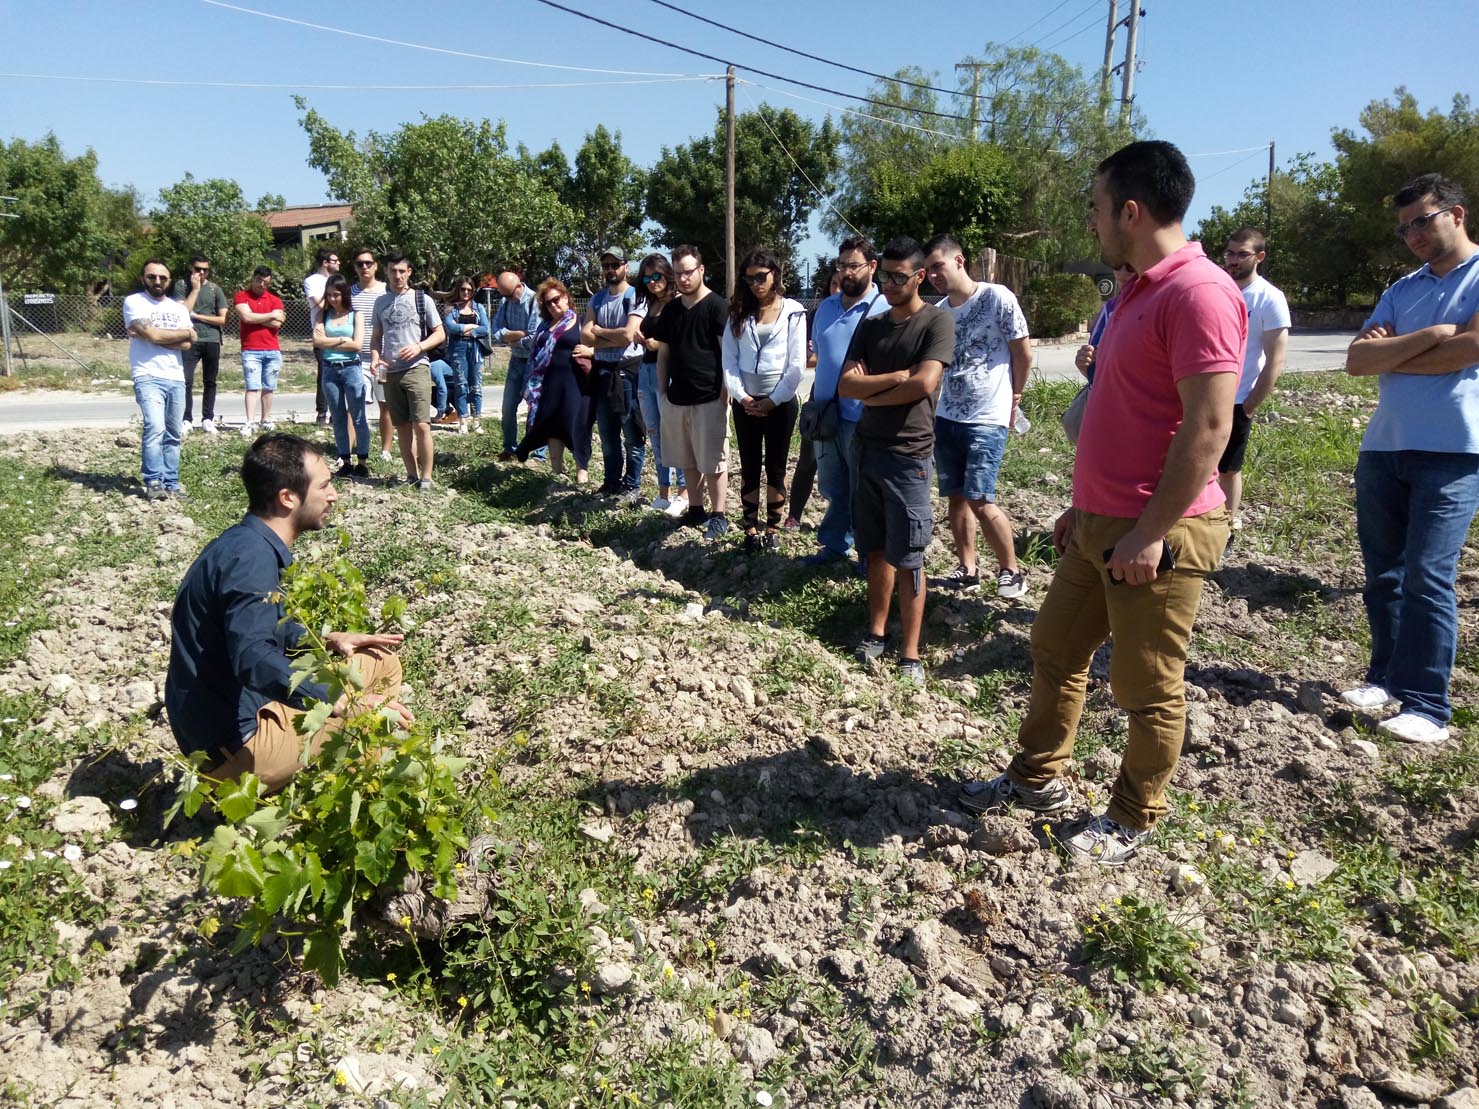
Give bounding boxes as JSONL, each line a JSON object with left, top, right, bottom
{"left": 1020, "top": 273, "right": 1102, "bottom": 338}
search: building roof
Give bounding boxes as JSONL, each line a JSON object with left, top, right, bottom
{"left": 258, "top": 204, "right": 354, "bottom": 231}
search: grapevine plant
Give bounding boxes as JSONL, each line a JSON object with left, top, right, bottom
{"left": 168, "top": 535, "right": 472, "bottom": 984}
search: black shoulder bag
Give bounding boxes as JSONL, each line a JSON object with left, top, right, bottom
{"left": 799, "top": 294, "right": 875, "bottom": 442}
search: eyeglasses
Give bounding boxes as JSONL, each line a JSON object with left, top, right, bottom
{"left": 673, "top": 267, "right": 700, "bottom": 279}
{"left": 741, "top": 271, "right": 773, "bottom": 286}
{"left": 191, "top": 266, "right": 210, "bottom": 274}
{"left": 1395, "top": 207, "right": 1454, "bottom": 240}
{"left": 1223, "top": 250, "right": 1256, "bottom": 260}
{"left": 541, "top": 296, "right": 564, "bottom": 308}
{"left": 836, "top": 261, "right": 870, "bottom": 274}
{"left": 143, "top": 274, "right": 169, "bottom": 282}
{"left": 879, "top": 269, "right": 922, "bottom": 287}
{"left": 355, "top": 259, "right": 376, "bottom": 267}
{"left": 326, "top": 258, "right": 339, "bottom": 265}
{"left": 641, "top": 273, "right": 666, "bottom": 285}
{"left": 601, "top": 262, "right": 624, "bottom": 271}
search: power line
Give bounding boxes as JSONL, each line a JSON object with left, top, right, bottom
{"left": 742, "top": 82, "right": 963, "bottom": 142}
{"left": 1185, "top": 144, "right": 1273, "bottom": 158}
{"left": 201, "top": 0, "right": 713, "bottom": 78}
{"left": 640, "top": 0, "right": 970, "bottom": 101}
{"left": 0, "top": 71, "right": 717, "bottom": 91}
{"left": 529, "top": 0, "right": 982, "bottom": 125}
{"left": 1025, "top": 0, "right": 1103, "bottom": 51}
{"left": 1001, "top": 0, "right": 1077, "bottom": 45}
{"left": 1039, "top": 8, "right": 1110, "bottom": 53}
{"left": 739, "top": 85, "right": 862, "bottom": 239}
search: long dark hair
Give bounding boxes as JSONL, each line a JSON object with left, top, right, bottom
{"left": 634, "top": 252, "right": 674, "bottom": 309}
{"left": 323, "top": 273, "right": 353, "bottom": 314}
{"left": 728, "top": 246, "right": 783, "bottom": 337}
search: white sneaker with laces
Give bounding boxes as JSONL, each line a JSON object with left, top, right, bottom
{"left": 1341, "top": 684, "right": 1397, "bottom": 710}
{"left": 1377, "top": 712, "right": 1450, "bottom": 745}
{"left": 181, "top": 420, "right": 194, "bottom": 437}
{"left": 239, "top": 421, "right": 257, "bottom": 438}
{"left": 997, "top": 568, "right": 1028, "bottom": 599}
{"left": 201, "top": 418, "right": 218, "bottom": 435}
{"left": 664, "top": 495, "right": 690, "bottom": 519}
{"left": 1065, "top": 813, "right": 1150, "bottom": 867}
{"left": 261, "top": 419, "right": 276, "bottom": 431}
{"left": 958, "top": 772, "right": 1074, "bottom": 815}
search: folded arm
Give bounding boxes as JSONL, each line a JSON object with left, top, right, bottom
{"left": 1346, "top": 322, "right": 1456, "bottom": 376}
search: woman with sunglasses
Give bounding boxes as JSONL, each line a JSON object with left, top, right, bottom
{"left": 442, "top": 276, "right": 491, "bottom": 433}
{"left": 632, "top": 253, "right": 688, "bottom": 516}
{"left": 721, "top": 247, "right": 807, "bottom": 552}
{"left": 312, "top": 273, "right": 369, "bottom": 477}
{"left": 516, "top": 279, "right": 595, "bottom": 483}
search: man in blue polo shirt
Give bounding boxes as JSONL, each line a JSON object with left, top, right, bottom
{"left": 802, "top": 236, "right": 888, "bottom": 566}
{"left": 166, "top": 434, "right": 412, "bottom": 792}
{"left": 1343, "top": 173, "right": 1479, "bottom": 746}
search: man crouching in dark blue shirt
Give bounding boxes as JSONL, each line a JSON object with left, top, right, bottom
{"left": 166, "top": 433, "right": 413, "bottom": 792}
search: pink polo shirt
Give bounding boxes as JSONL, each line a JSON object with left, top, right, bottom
{"left": 1073, "top": 242, "right": 1246, "bottom": 519}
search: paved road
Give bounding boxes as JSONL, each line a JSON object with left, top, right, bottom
{"left": 0, "top": 330, "right": 1357, "bottom": 434}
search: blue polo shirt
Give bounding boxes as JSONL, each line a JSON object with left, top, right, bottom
{"left": 165, "top": 514, "right": 330, "bottom": 761}
{"left": 811, "top": 290, "right": 887, "bottom": 423}
{"left": 1361, "top": 249, "right": 1479, "bottom": 454}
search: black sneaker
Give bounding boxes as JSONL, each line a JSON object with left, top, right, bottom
{"left": 932, "top": 564, "right": 980, "bottom": 591}
{"left": 855, "top": 634, "right": 888, "bottom": 663}
{"left": 765, "top": 531, "right": 782, "bottom": 552}
{"left": 682, "top": 505, "right": 709, "bottom": 528}
{"left": 350, "top": 460, "right": 370, "bottom": 479}
{"left": 743, "top": 532, "right": 761, "bottom": 554}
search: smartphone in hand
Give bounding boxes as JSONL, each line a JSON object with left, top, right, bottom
{"left": 1103, "top": 542, "right": 1175, "bottom": 584}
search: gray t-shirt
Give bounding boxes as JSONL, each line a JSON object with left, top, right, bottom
{"left": 371, "top": 290, "right": 441, "bottom": 373}
{"left": 171, "top": 279, "right": 229, "bottom": 344}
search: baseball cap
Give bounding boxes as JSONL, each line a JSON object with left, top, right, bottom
{"left": 599, "top": 248, "right": 626, "bottom": 263}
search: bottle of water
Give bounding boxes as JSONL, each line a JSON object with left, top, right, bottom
{"left": 1012, "top": 406, "right": 1031, "bottom": 435}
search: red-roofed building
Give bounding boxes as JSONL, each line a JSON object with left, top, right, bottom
{"left": 259, "top": 204, "right": 353, "bottom": 249}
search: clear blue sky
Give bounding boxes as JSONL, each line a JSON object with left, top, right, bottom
{"left": 1, "top": 0, "right": 1470, "bottom": 268}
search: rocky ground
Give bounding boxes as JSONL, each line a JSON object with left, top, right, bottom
{"left": 0, "top": 377, "right": 1475, "bottom": 1108}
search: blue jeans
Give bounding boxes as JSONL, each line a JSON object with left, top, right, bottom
{"left": 1355, "top": 449, "right": 1479, "bottom": 725}
{"left": 430, "top": 358, "right": 463, "bottom": 418}
{"left": 448, "top": 340, "right": 483, "bottom": 416}
{"left": 502, "top": 358, "right": 532, "bottom": 452}
{"left": 240, "top": 349, "right": 281, "bottom": 392}
{"left": 594, "top": 362, "right": 645, "bottom": 491}
{"left": 637, "top": 362, "right": 684, "bottom": 490}
{"left": 322, "top": 359, "right": 370, "bottom": 460}
{"left": 934, "top": 418, "right": 1008, "bottom": 501}
{"left": 813, "top": 419, "right": 858, "bottom": 556}
{"left": 134, "top": 376, "right": 185, "bottom": 489}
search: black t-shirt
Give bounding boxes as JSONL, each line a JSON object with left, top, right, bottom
{"left": 638, "top": 302, "right": 664, "bottom": 365}
{"left": 652, "top": 291, "right": 727, "bottom": 405}
{"left": 846, "top": 304, "right": 956, "bottom": 458}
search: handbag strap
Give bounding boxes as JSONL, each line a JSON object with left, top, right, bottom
{"left": 809, "top": 292, "right": 878, "bottom": 404}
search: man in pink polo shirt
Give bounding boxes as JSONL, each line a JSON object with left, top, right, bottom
{"left": 960, "top": 140, "right": 1246, "bottom": 865}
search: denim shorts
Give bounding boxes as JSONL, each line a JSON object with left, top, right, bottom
{"left": 241, "top": 349, "right": 282, "bottom": 392}
{"left": 851, "top": 443, "right": 933, "bottom": 571}
{"left": 934, "top": 417, "right": 1008, "bottom": 502}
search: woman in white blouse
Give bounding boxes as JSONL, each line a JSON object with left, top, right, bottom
{"left": 721, "top": 247, "right": 807, "bottom": 553}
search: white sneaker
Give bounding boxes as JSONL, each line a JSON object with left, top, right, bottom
{"left": 201, "top": 419, "right": 218, "bottom": 435}
{"left": 181, "top": 420, "right": 194, "bottom": 437}
{"left": 261, "top": 419, "right": 276, "bottom": 431}
{"left": 239, "top": 422, "right": 257, "bottom": 438}
{"left": 664, "top": 495, "right": 690, "bottom": 519}
{"left": 1377, "top": 712, "right": 1450, "bottom": 745}
{"left": 1064, "top": 813, "right": 1150, "bottom": 867}
{"left": 1341, "top": 684, "right": 1397, "bottom": 710}
{"left": 380, "top": 449, "right": 393, "bottom": 461}
{"left": 457, "top": 420, "right": 469, "bottom": 435}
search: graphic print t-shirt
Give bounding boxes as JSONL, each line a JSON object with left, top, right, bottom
{"left": 936, "top": 282, "right": 1029, "bottom": 427}
{"left": 123, "top": 292, "right": 190, "bottom": 382}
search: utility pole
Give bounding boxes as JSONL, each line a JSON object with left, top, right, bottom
{"left": 1265, "top": 140, "right": 1276, "bottom": 232}
{"left": 1100, "top": 0, "right": 1119, "bottom": 119}
{"left": 954, "top": 61, "right": 986, "bottom": 142}
{"left": 0, "top": 197, "right": 17, "bottom": 378}
{"left": 1119, "top": 3, "right": 1141, "bottom": 127}
{"left": 725, "top": 66, "right": 736, "bottom": 298}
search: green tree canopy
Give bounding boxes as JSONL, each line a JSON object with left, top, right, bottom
{"left": 296, "top": 99, "right": 572, "bottom": 288}
{"left": 147, "top": 174, "right": 275, "bottom": 294}
{"left": 646, "top": 106, "right": 839, "bottom": 291}
{"left": 0, "top": 134, "right": 141, "bottom": 292}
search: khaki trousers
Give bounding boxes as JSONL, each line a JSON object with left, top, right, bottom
{"left": 1008, "top": 508, "right": 1228, "bottom": 830}
{"left": 211, "top": 647, "right": 403, "bottom": 794}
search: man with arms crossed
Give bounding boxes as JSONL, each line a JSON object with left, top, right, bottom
{"left": 349, "top": 249, "right": 393, "bottom": 460}
{"left": 1342, "top": 173, "right": 1479, "bottom": 745}
{"left": 492, "top": 269, "right": 539, "bottom": 461}
{"left": 922, "top": 232, "right": 1032, "bottom": 598}
{"left": 1219, "top": 227, "right": 1290, "bottom": 537}
{"left": 233, "top": 266, "right": 286, "bottom": 436}
{"left": 166, "top": 434, "right": 411, "bottom": 792}
{"left": 371, "top": 250, "right": 446, "bottom": 491}
{"left": 583, "top": 248, "right": 647, "bottom": 498}
{"left": 654, "top": 245, "right": 732, "bottom": 540}
{"left": 125, "top": 260, "right": 195, "bottom": 501}
{"left": 839, "top": 236, "right": 955, "bottom": 687}
{"left": 960, "top": 141, "right": 1245, "bottom": 865}
{"left": 303, "top": 246, "right": 341, "bottom": 426}
{"left": 802, "top": 237, "right": 887, "bottom": 567}
{"left": 172, "top": 252, "right": 228, "bottom": 435}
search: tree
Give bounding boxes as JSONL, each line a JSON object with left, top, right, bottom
{"left": 148, "top": 174, "right": 275, "bottom": 294}
{"left": 0, "top": 134, "right": 141, "bottom": 292}
{"left": 296, "top": 99, "right": 572, "bottom": 288}
{"left": 646, "top": 106, "right": 839, "bottom": 289}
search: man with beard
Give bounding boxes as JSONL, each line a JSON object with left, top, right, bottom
{"left": 800, "top": 236, "right": 888, "bottom": 566}
{"left": 1342, "top": 173, "right": 1479, "bottom": 746}
{"left": 583, "top": 248, "right": 647, "bottom": 498}
{"left": 1218, "top": 227, "right": 1290, "bottom": 536}
{"left": 166, "top": 435, "right": 411, "bottom": 792}
{"left": 959, "top": 141, "right": 1245, "bottom": 865}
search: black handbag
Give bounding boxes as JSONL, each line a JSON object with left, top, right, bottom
{"left": 475, "top": 333, "right": 494, "bottom": 357}
{"left": 798, "top": 392, "right": 840, "bottom": 442}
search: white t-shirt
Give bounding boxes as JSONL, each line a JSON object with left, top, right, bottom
{"left": 936, "top": 282, "right": 1029, "bottom": 426}
{"left": 1236, "top": 274, "right": 1291, "bottom": 403}
{"left": 304, "top": 271, "right": 328, "bottom": 326}
{"left": 122, "top": 292, "right": 190, "bottom": 382}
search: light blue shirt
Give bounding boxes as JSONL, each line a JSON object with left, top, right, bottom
{"left": 492, "top": 286, "right": 538, "bottom": 363}
{"left": 590, "top": 286, "right": 643, "bottom": 363}
{"left": 1361, "top": 249, "right": 1479, "bottom": 454}
{"left": 810, "top": 290, "right": 887, "bottom": 424}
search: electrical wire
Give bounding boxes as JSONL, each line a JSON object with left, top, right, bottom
{"left": 1025, "top": 0, "right": 1103, "bottom": 52}
{"left": 0, "top": 71, "right": 717, "bottom": 91}
{"left": 738, "top": 85, "right": 862, "bottom": 239}
{"left": 1001, "top": 0, "right": 1078, "bottom": 45}
{"left": 1185, "top": 144, "right": 1272, "bottom": 158}
{"left": 1039, "top": 8, "right": 1110, "bottom": 54}
{"left": 529, "top": 0, "right": 982, "bottom": 125}
{"left": 1195, "top": 149, "right": 1268, "bottom": 184}
{"left": 640, "top": 0, "right": 970, "bottom": 100}
{"left": 200, "top": 0, "right": 713, "bottom": 78}
{"left": 740, "top": 82, "right": 963, "bottom": 141}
